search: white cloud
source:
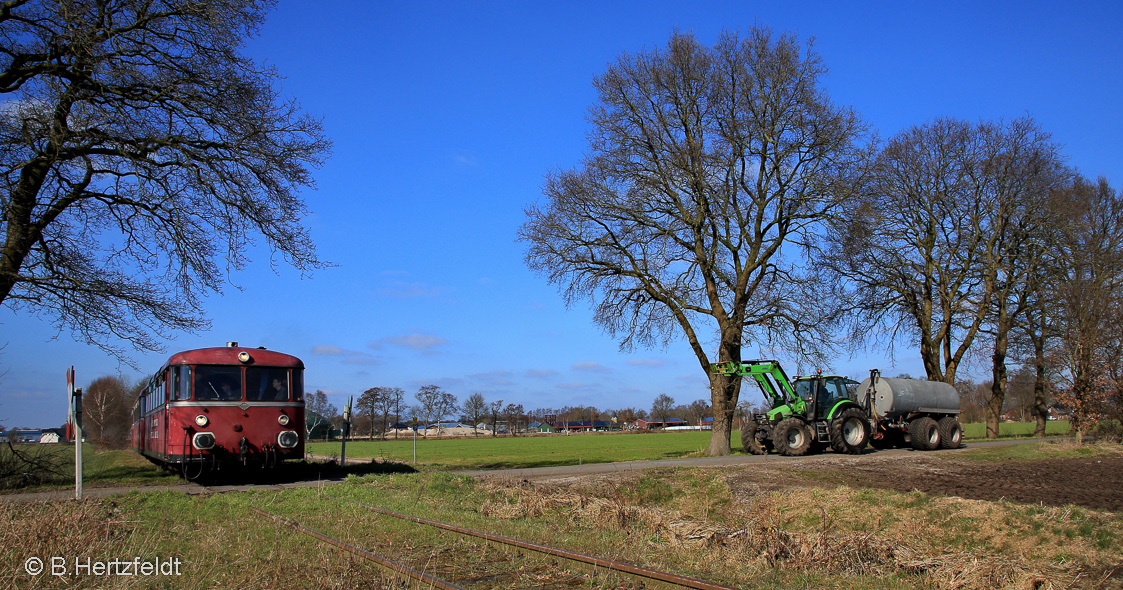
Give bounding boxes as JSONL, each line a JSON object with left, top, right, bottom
{"left": 383, "top": 333, "right": 448, "bottom": 351}
{"left": 627, "top": 359, "right": 666, "bottom": 367}
{"left": 572, "top": 361, "right": 611, "bottom": 373}
{"left": 379, "top": 281, "right": 446, "bottom": 298}
{"left": 525, "top": 369, "right": 558, "bottom": 378}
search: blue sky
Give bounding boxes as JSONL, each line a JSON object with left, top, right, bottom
{"left": 2, "top": 0, "right": 1121, "bottom": 428}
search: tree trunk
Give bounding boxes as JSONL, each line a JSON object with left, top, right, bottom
{"left": 986, "top": 310, "right": 1010, "bottom": 439}
{"left": 1032, "top": 333, "right": 1048, "bottom": 437}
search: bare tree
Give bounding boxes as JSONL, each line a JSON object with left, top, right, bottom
{"left": 503, "top": 402, "right": 524, "bottom": 436}
{"left": 825, "top": 118, "right": 993, "bottom": 385}
{"left": 433, "top": 391, "right": 458, "bottom": 436}
{"left": 358, "top": 387, "right": 383, "bottom": 438}
{"left": 376, "top": 387, "right": 404, "bottom": 440}
{"left": 686, "top": 398, "right": 710, "bottom": 428}
{"left": 462, "top": 392, "right": 486, "bottom": 436}
{"left": 0, "top": 0, "right": 329, "bottom": 360}
{"left": 489, "top": 399, "right": 503, "bottom": 436}
{"left": 415, "top": 385, "right": 457, "bottom": 434}
{"left": 1049, "top": 177, "right": 1123, "bottom": 442}
{"left": 651, "top": 393, "right": 674, "bottom": 428}
{"left": 83, "top": 375, "right": 135, "bottom": 447}
{"left": 520, "top": 29, "right": 867, "bottom": 455}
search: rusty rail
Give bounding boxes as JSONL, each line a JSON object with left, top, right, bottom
{"left": 251, "top": 507, "right": 466, "bottom": 590}
{"left": 328, "top": 495, "right": 740, "bottom": 590}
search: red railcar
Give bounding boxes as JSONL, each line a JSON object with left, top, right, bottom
{"left": 131, "top": 343, "right": 305, "bottom": 478}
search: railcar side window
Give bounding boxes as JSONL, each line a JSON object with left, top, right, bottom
{"left": 176, "top": 366, "right": 191, "bottom": 400}
{"left": 246, "top": 368, "right": 289, "bottom": 401}
{"left": 292, "top": 370, "right": 304, "bottom": 402}
{"left": 194, "top": 366, "right": 243, "bottom": 401}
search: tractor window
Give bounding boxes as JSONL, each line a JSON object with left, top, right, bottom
{"left": 794, "top": 380, "right": 812, "bottom": 401}
{"left": 820, "top": 378, "right": 848, "bottom": 408}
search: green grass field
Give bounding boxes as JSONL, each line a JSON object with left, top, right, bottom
{"left": 309, "top": 421, "right": 1072, "bottom": 470}
{"left": 0, "top": 443, "right": 182, "bottom": 492}
{"left": 307, "top": 430, "right": 714, "bottom": 469}
{"left": 961, "top": 420, "right": 1071, "bottom": 439}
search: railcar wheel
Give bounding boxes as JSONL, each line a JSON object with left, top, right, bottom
{"left": 773, "top": 418, "right": 813, "bottom": 456}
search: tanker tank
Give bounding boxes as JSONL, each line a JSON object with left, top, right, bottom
{"left": 856, "top": 376, "right": 960, "bottom": 419}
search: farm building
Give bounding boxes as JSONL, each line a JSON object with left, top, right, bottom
{"left": 554, "top": 420, "right": 615, "bottom": 432}
{"left": 635, "top": 418, "right": 689, "bottom": 430}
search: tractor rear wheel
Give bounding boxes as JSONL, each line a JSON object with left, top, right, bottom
{"left": 740, "top": 417, "right": 769, "bottom": 455}
{"left": 937, "top": 417, "right": 963, "bottom": 449}
{"left": 773, "top": 418, "right": 813, "bottom": 456}
{"left": 829, "top": 408, "right": 870, "bottom": 454}
{"left": 908, "top": 417, "right": 941, "bottom": 450}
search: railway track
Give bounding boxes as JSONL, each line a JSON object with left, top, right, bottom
{"left": 253, "top": 497, "right": 740, "bottom": 590}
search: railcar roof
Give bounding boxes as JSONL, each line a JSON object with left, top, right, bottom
{"left": 164, "top": 347, "right": 304, "bottom": 368}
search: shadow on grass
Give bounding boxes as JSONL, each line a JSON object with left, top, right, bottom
{"left": 195, "top": 459, "right": 417, "bottom": 486}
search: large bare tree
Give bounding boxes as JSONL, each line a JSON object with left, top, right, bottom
{"left": 82, "top": 374, "right": 135, "bottom": 447}
{"left": 824, "top": 118, "right": 994, "bottom": 386}
{"left": 520, "top": 29, "right": 867, "bottom": 455}
{"left": 0, "top": 0, "right": 329, "bottom": 359}
{"left": 1049, "top": 177, "right": 1123, "bottom": 441}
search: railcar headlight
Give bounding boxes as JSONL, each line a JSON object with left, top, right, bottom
{"left": 276, "top": 430, "right": 299, "bottom": 449}
{"left": 237, "top": 351, "right": 251, "bottom": 363}
{"left": 278, "top": 414, "right": 290, "bottom": 426}
{"left": 193, "top": 432, "right": 216, "bottom": 450}
{"left": 195, "top": 414, "right": 209, "bottom": 427}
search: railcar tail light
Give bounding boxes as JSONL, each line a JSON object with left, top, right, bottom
{"left": 193, "top": 432, "right": 216, "bottom": 450}
{"left": 195, "top": 414, "right": 209, "bottom": 427}
{"left": 276, "top": 430, "right": 299, "bottom": 449}
{"left": 278, "top": 414, "right": 290, "bottom": 426}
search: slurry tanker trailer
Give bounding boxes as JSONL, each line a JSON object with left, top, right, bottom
{"left": 712, "top": 361, "right": 963, "bottom": 456}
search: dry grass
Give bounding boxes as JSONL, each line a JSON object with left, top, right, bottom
{"left": 475, "top": 469, "right": 1123, "bottom": 590}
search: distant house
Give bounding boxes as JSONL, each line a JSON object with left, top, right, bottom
{"left": 305, "top": 411, "right": 334, "bottom": 440}
{"left": 529, "top": 422, "right": 556, "bottom": 433}
{"left": 39, "top": 431, "right": 60, "bottom": 444}
{"left": 1047, "top": 404, "right": 1073, "bottom": 421}
{"left": 554, "top": 420, "right": 613, "bottom": 432}
{"left": 635, "top": 418, "right": 688, "bottom": 430}
{"left": 10, "top": 429, "right": 44, "bottom": 443}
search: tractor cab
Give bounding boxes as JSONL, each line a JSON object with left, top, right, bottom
{"left": 793, "top": 375, "right": 859, "bottom": 420}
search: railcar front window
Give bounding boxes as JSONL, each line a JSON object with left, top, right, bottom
{"left": 246, "top": 368, "right": 289, "bottom": 401}
{"left": 292, "top": 370, "right": 304, "bottom": 402}
{"left": 194, "top": 366, "right": 243, "bottom": 401}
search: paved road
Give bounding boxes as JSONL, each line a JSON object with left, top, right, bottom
{"left": 451, "top": 437, "right": 1066, "bottom": 480}
{"left": 1, "top": 437, "right": 1064, "bottom": 502}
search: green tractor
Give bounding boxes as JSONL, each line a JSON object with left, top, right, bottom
{"left": 712, "top": 360, "right": 870, "bottom": 456}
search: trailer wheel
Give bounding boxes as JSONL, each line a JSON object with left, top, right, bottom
{"left": 937, "top": 417, "right": 962, "bottom": 449}
{"left": 908, "top": 417, "right": 941, "bottom": 451}
{"left": 773, "top": 418, "right": 813, "bottom": 456}
{"left": 740, "top": 417, "right": 769, "bottom": 455}
{"left": 829, "top": 408, "right": 870, "bottom": 454}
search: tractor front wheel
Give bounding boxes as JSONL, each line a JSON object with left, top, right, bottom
{"left": 740, "top": 417, "right": 770, "bottom": 455}
{"left": 829, "top": 408, "right": 870, "bottom": 454}
{"left": 773, "top": 418, "right": 813, "bottom": 456}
